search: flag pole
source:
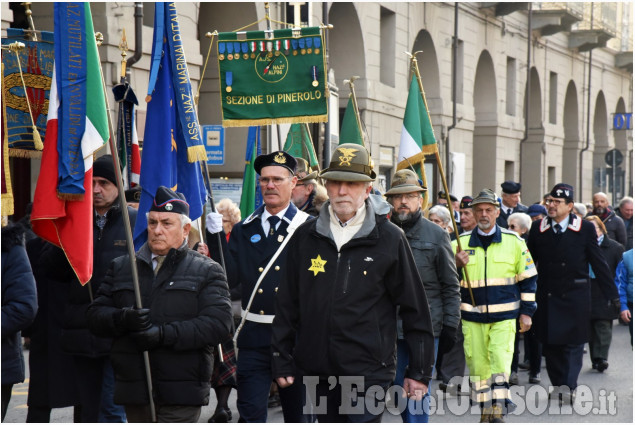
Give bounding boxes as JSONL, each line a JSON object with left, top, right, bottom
{"left": 410, "top": 54, "right": 475, "bottom": 307}
{"left": 95, "top": 32, "right": 157, "bottom": 421}
{"left": 345, "top": 76, "right": 365, "bottom": 147}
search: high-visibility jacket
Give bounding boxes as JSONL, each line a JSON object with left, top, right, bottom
{"left": 452, "top": 226, "right": 537, "bottom": 323}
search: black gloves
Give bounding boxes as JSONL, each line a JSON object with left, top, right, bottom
{"left": 120, "top": 307, "right": 151, "bottom": 331}
{"left": 437, "top": 326, "right": 457, "bottom": 356}
{"left": 611, "top": 298, "right": 622, "bottom": 315}
{"left": 132, "top": 325, "right": 164, "bottom": 351}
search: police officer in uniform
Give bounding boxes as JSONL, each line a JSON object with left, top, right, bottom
{"left": 527, "top": 183, "right": 620, "bottom": 405}
{"left": 496, "top": 181, "right": 528, "bottom": 228}
{"left": 207, "top": 151, "right": 311, "bottom": 422}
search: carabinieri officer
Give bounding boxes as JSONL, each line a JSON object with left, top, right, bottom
{"left": 207, "top": 150, "right": 312, "bottom": 422}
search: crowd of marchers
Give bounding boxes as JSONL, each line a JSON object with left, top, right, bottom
{"left": 2, "top": 147, "right": 633, "bottom": 423}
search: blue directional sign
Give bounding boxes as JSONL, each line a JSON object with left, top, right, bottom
{"left": 202, "top": 125, "right": 225, "bottom": 165}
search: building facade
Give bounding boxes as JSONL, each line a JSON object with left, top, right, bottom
{"left": 2, "top": 2, "right": 632, "bottom": 213}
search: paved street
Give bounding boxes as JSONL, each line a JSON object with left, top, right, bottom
{"left": 4, "top": 323, "right": 632, "bottom": 423}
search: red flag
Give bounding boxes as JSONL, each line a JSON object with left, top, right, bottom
{"left": 31, "top": 68, "right": 94, "bottom": 285}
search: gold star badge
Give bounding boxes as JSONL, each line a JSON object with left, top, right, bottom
{"left": 308, "top": 254, "right": 327, "bottom": 276}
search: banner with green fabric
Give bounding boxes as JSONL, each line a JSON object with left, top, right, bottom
{"left": 217, "top": 27, "right": 328, "bottom": 127}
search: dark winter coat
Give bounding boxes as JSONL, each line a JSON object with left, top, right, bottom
{"left": 1, "top": 224, "right": 38, "bottom": 385}
{"left": 528, "top": 214, "right": 619, "bottom": 345}
{"left": 590, "top": 235, "right": 624, "bottom": 320}
{"left": 60, "top": 204, "right": 137, "bottom": 357}
{"left": 24, "top": 238, "right": 80, "bottom": 408}
{"left": 87, "top": 241, "right": 232, "bottom": 406}
{"left": 616, "top": 208, "right": 633, "bottom": 251}
{"left": 496, "top": 203, "right": 528, "bottom": 228}
{"left": 272, "top": 200, "right": 436, "bottom": 385}
{"left": 393, "top": 213, "right": 461, "bottom": 336}
{"left": 602, "top": 209, "right": 627, "bottom": 248}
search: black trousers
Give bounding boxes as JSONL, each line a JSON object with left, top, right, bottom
{"left": 125, "top": 404, "right": 201, "bottom": 423}
{"left": 2, "top": 384, "right": 13, "bottom": 421}
{"left": 542, "top": 343, "right": 584, "bottom": 390}
{"left": 436, "top": 321, "right": 466, "bottom": 383}
{"left": 307, "top": 378, "right": 388, "bottom": 423}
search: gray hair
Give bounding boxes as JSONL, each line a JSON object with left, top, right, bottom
{"left": 146, "top": 212, "right": 192, "bottom": 228}
{"left": 573, "top": 203, "right": 587, "bottom": 216}
{"left": 429, "top": 205, "right": 451, "bottom": 225}
{"left": 619, "top": 196, "right": 633, "bottom": 208}
{"left": 507, "top": 212, "right": 531, "bottom": 233}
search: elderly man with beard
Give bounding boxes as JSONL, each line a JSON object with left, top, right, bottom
{"left": 386, "top": 169, "right": 460, "bottom": 423}
{"left": 272, "top": 144, "right": 435, "bottom": 422}
{"left": 591, "top": 192, "right": 626, "bottom": 247}
{"left": 451, "top": 189, "right": 537, "bottom": 423}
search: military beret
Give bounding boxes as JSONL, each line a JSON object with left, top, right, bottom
{"left": 254, "top": 151, "right": 296, "bottom": 175}
{"left": 550, "top": 183, "right": 574, "bottom": 202}
{"left": 438, "top": 191, "right": 458, "bottom": 202}
{"left": 93, "top": 154, "right": 117, "bottom": 186}
{"left": 125, "top": 186, "right": 142, "bottom": 203}
{"left": 470, "top": 189, "right": 500, "bottom": 207}
{"left": 150, "top": 186, "right": 189, "bottom": 216}
{"left": 459, "top": 196, "right": 473, "bottom": 210}
{"left": 501, "top": 180, "right": 521, "bottom": 194}
{"left": 527, "top": 203, "right": 548, "bottom": 217}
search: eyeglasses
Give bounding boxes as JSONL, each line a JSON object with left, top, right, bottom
{"left": 393, "top": 193, "right": 420, "bottom": 201}
{"left": 545, "top": 198, "right": 564, "bottom": 206}
{"left": 259, "top": 176, "right": 291, "bottom": 186}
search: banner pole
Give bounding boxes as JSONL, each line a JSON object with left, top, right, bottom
{"left": 95, "top": 32, "right": 157, "bottom": 421}
{"left": 411, "top": 55, "right": 475, "bottom": 307}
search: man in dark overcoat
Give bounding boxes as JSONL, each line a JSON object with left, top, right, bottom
{"left": 527, "top": 183, "right": 620, "bottom": 404}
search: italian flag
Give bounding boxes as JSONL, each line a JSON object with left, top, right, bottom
{"left": 397, "top": 76, "right": 438, "bottom": 170}
{"left": 31, "top": 3, "right": 109, "bottom": 285}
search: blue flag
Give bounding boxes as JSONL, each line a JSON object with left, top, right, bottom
{"left": 133, "top": 4, "right": 207, "bottom": 250}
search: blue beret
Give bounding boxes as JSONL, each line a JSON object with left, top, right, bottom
{"left": 527, "top": 204, "right": 548, "bottom": 217}
{"left": 501, "top": 181, "right": 521, "bottom": 194}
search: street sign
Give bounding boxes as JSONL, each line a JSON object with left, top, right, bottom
{"left": 605, "top": 148, "right": 623, "bottom": 167}
{"left": 202, "top": 125, "right": 225, "bottom": 165}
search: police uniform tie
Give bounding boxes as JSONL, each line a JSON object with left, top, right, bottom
{"left": 267, "top": 216, "right": 280, "bottom": 237}
{"left": 554, "top": 223, "right": 563, "bottom": 235}
{"left": 154, "top": 256, "right": 166, "bottom": 275}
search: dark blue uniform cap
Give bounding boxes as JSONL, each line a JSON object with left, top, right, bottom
{"left": 550, "top": 183, "right": 574, "bottom": 202}
{"left": 150, "top": 186, "right": 189, "bottom": 216}
{"left": 501, "top": 180, "right": 521, "bottom": 194}
{"left": 254, "top": 151, "right": 297, "bottom": 175}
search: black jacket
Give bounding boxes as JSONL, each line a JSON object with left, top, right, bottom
{"left": 616, "top": 208, "right": 633, "bottom": 251}
{"left": 60, "top": 204, "right": 137, "bottom": 357}
{"left": 87, "top": 242, "right": 232, "bottom": 406}
{"left": 2, "top": 224, "right": 38, "bottom": 385}
{"left": 272, "top": 200, "right": 435, "bottom": 385}
{"left": 528, "top": 214, "right": 619, "bottom": 345}
{"left": 496, "top": 203, "right": 528, "bottom": 228}
{"left": 601, "top": 209, "right": 627, "bottom": 248}
{"left": 591, "top": 236, "right": 624, "bottom": 320}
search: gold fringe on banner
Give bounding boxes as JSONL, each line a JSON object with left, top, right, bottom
{"left": 222, "top": 114, "right": 328, "bottom": 128}
{"left": 56, "top": 191, "right": 85, "bottom": 202}
{"left": 187, "top": 144, "right": 207, "bottom": 163}
{"left": 8, "top": 148, "right": 42, "bottom": 158}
